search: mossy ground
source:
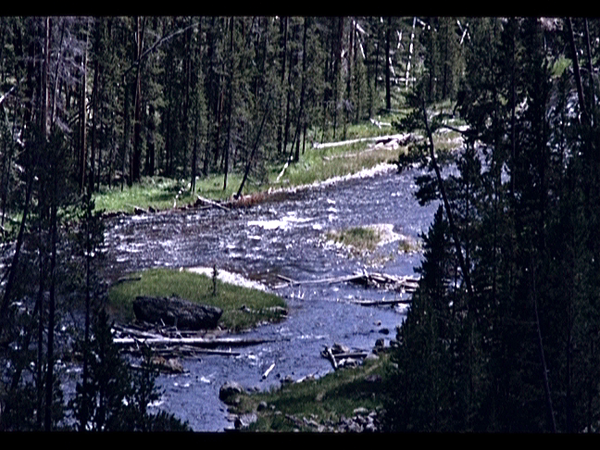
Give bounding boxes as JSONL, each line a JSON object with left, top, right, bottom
{"left": 230, "top": 352, "right": 394, "bottom": 432}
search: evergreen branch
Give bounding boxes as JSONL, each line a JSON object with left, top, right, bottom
{"left": 122, "top": 21, "right": 200, "bottom": 80}
{"left": 421, "top": 97, "right": 474, "bottom": 300}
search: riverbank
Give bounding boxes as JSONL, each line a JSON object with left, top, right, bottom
{"left": 93, "top": 110, "right": 465, "bottom": 217}
{"left": 224, "top": 346, "right": 394, "bottom": 432}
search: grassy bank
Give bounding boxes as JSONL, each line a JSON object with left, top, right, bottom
{"left": 92, "top": 113, "right": 412, "bottom": 215}
{"left": 229, "top": 352, "right": 394, "bottom": 432}
{"left": 108, "top": 268, "right": 287, "bottom": 332}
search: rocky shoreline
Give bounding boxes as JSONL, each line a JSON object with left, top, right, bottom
{"left": 220, "top": 338, "right": 394, "bottom": 432}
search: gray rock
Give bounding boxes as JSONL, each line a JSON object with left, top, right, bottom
{"left": 133, "top": 295, "right": 222, "bottom": 330}
{"left": 257, "top": 401, "right": 268, "bottom": 411}
{"left": 235, "top": 413, "right": 257, "bottom": 429}
{"left": 219, "top": 381, "right": 246, "bottom": 403}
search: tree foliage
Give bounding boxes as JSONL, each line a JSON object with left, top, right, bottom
{"left": 385, "top": 17, "right": 600, "bottom": 433}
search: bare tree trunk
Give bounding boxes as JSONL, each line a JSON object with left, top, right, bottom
{"left": 236, "top": 96, "right": 271, "bottom": 198}
{"left": 121, "top": 79, "right": 129, "bottom": 190}
{"left": 42, "top": 17, "right": 50, "bottom": 139}
{"left": 531, "top": 261, "right": 557, "bottom": 433}
{"left": 90, "top": 56, "right": 99, "bottom": 193}
{"left": 566, "top": 18, "right": 589, "bottom": 128}
{"left": 421, "top": 98, "right": 474, "bottom": 300}
{"left": 191, "top": 115, "right": 198, "bottom": 192}
{"left": 79, "top": 21, "right": 89, "bottom": 192}
{"left": 51, "top": 19, "right": 65, "bottom": 133}
{"left": 293, "top": 17, "right": 308, "bottom": 163}
{"left": 44, "top": 186, "right": 58, "bottom": 432}
{"left": 584, "top": 18, "right": 596, "bottom": 127}
{"left": 223, "top": 17, "right": 234, "bottom": 191}
{"left": 385, "top": 17, "right": 392, "bottom": 111}
{"left": 405, "top": 17, "right": 416, "bottom": 89}
{"left": 131, "top": 16, "right": 144, "bottom": 184}
{"left": 277, "top": 16, "right": 288, "bottom": 155}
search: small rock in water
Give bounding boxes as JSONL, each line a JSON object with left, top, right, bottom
{"left": 219, "top": 381, "right": 246, "bottom": 404}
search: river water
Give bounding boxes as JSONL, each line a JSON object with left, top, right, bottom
{"left": 101, "top": 163, "right": 437, "bottom": 431}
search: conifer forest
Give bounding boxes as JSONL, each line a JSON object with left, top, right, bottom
{"left": 1, "top": 16, "right": 600, "bottom": 432}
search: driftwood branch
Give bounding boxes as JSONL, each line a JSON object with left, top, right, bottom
{"left": 196, "top": 195, "right": 230, "bottom": 211}
{"left": 321, "top": 343, "right": 370, "bottom": 370}
{"left": 262, "top": 363, "right": 275, "bottom": 380}
{"left": 275, "top": 272, "right": 418, "bottom": 293}
{"left": 276, "top": 158, "right": 292, "bottom": 183}
{"left": 325, "top": 347, "right": 338, "bottom": 370}
{"left": 0, "top": 82, "right": 20, "bottom": 108}
{"left": 113, "top": 335, "right": 273, "bottom": 348}
{"left": 349, "top": 298, "right": 412, "bottom": 306}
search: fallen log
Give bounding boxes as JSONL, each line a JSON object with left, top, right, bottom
{"left": 276, "top": 274, "right": 295, "bottom": 282}
{"left": 275, "top": 273, "right": 367, "bottom": 286}
{"left": 113, "top": 276, "right": 142, "bottom": 286}
{"left": 349, "top": 298, "right": 412, "bottom": 306}
{"left": 112, "top": 335, "right": 275, "bottom": 348}
{"left": 274, "top": 271, "right": 419, "bottom": 292}
{"left": 333, "top": 351, "right": 369, "bottom": 359}
{"left": 195, "top": 195, "right": 230, "bottom": 212}
{"left": 178, "top": 345, "right": 240, "bottom": 356}
{"left": 321, "top": 344, "right": 371, "bottom": 370}
{"left": 262, "top": 362, "right": 275, "bottom": 380}
{"left": 325, "top": 346, "right": 338, "bottom": 370}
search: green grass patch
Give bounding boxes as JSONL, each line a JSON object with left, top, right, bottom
{"left": 94, "top": 177, "right": 197, "bottom": 214}
{"left": 326, "top": 226, "right": 382, "bottom": 254}
{"left": 231, "top": 353, "right": 392, "bottom": 432}
{"left": 108, "top": 268, "right": 287, "bottom": 332}
{"left": 277, "top": 142, "right": 402, "bottom": 187}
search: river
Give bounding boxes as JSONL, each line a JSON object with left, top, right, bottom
{"left": 101, "top": 163, "right": 437, "bottom": 431}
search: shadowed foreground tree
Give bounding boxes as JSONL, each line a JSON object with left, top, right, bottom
{"left": 385, "top": 17, "right": 600, "bottom": 433}
{"left": 71, "top": 308, "right": 191, "bottom": 432}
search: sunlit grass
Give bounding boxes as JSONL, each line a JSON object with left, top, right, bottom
{"left": 326, "top": 226, "right": 381, "bottom": 254}
{"left": 93, "top": 104, "right": 465, "bottom": 215}
{"left": 108, "top": 268, "right": 286, "bottom": 332}
{"left": 94, "top": 177, "right": 197, "bottom": 213}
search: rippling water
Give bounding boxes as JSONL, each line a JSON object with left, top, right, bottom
{"left": 101, "top": 164, "right": 437, "bottom": 431}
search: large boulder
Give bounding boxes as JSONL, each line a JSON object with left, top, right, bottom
{"left": 132, "top": 295, "right": 222, "bottom": 330}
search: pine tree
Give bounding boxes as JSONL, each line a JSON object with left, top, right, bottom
{"left": 72, "top": 308, "right": 191, "bottom": 431}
